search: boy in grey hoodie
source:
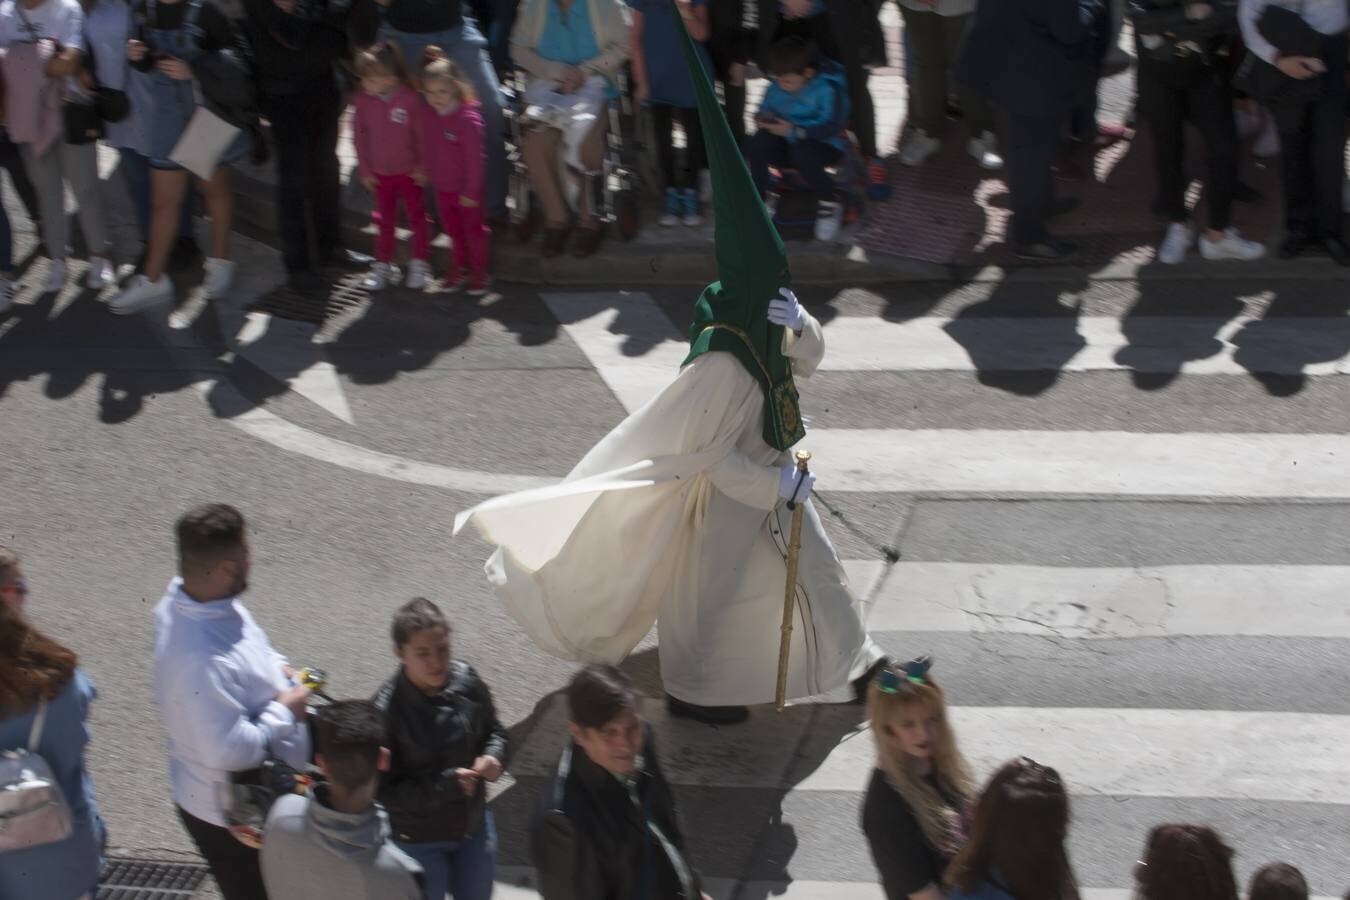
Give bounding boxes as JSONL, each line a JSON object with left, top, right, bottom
{"left": 261, "top": 700, "right": 424, "bottom": 900}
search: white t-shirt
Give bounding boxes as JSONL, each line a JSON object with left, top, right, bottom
{"left": 0, "top": 0, "right": 84, "bottom": 49}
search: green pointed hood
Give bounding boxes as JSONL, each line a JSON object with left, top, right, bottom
{"left": 673, "top": 1, "right": 804, "bottom": 451}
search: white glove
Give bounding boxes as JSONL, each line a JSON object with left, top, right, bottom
{"left": 767, "top": 287, "right": 807, "bottom": 332}
{"left": 778, "top": 463, "right": 816, "bottom": 504}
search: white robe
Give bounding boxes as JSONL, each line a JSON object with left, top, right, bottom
{"left": 453, "top": 313, "right": 882, "bottom": 706}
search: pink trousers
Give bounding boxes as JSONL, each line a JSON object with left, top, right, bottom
{"left": 437, "top": 191, "right": 490, "bottom": 277}
{"left": 373, "top": 173, "right": 428, "bottom": 263}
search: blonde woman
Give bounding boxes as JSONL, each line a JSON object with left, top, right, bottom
{"left": 862, "top": 656, "right": 974, "bottom": 900}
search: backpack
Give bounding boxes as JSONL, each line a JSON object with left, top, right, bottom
{"left": 0, "top": 700, "right": 75, "bottom": 853}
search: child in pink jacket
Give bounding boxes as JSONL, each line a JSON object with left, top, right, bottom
{"left": 352, "top": 42, "right": 430, "bottom": 291}
{"left": 420, "top": 54, "right": 491, "bottom": 295}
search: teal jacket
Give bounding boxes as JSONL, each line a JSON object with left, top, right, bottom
{"left": 756, "top": 59, "right": 850, "bottom": 152}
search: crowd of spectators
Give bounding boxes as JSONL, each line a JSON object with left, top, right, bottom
{"left": 0, "top": 0, "right": 1345, "bottom": 318}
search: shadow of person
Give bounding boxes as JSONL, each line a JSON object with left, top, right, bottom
{"left": 1115, "top": 269, "right": 1250, "bottom": 390}
{"left": 1231, "top": 286, "right": 1350, "bottom": 397}
{"left": 942, "top": 271, "right": 1089, "bottom": 396}
{"left": 486, "top": 648, "right": 863, "bottom": 899}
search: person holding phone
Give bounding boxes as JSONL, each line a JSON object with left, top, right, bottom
{"left": 1239, "top": 0, "right": 1348, "bottom": 263}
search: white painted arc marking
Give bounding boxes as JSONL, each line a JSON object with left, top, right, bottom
{"left": 226, "top": 309, "right": 355, "bottom": 425}
{"left": 860, "top": 562, "right": 1350, "bottom": 638}
{"left": 492, "top": 872, "right": 1337, "bottom": 900}
{"left": 505, "top": 699, "right": 1350, "bottom": 803}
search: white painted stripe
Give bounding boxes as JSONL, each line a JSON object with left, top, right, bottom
{"left": 807, "top": 428, "right": 1350, "bottom": 498}
{"left": 507, "top": 698, "right": 1350, "bottom": 803}
{"left": 542, "top": 293, "right": 1350, "bottom": 418}
{"left": 494, "top": 867, "right": 1337, "bottom": 900}
{"left": 863, "top": 562, "right": 1350, "bottom": 638}
{"left": 221, "top": 307, "right": 355, "bottom": 425}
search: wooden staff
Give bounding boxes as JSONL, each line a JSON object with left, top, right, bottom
{"left": 775, "top": 449, "right": 812, "bottom": 711}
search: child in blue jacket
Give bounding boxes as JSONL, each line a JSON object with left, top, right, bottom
{"left": 744, "top": 36, "right": 849, "bottom": 241}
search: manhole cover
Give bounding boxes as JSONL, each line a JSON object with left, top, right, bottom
{"left": 247, "top": 275, "right": 370, "bottom": 325}
{"left": 97, "top": 858, "right": 209, "bottom": 899}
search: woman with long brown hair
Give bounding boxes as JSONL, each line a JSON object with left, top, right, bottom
{"left": 1133, "top": 824, "right": 1239, "bottom": 900}
{"left": 862, "top": 656, "right": 974, "bottom": 900}
{"left": 946, "top": 757, "right": 1081, "bottom": 900}
{"left": 0, "top": 547, "right": 105, "bottom": 900}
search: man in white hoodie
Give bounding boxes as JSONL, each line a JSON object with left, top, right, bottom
{"left": 261, "top": 700, "right": 424, "bottom": 900}
{"left": 153, "top": 503, "right": 311, "bottom": 900}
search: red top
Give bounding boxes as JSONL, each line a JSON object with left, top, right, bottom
{"left": 352, "top": 84, "right": 423, "bottom": 180}
{"left": 419, "top": 99, "right": 486, "bottom": 201}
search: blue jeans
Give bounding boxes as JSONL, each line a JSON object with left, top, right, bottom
{"left": 383, "top": 21, "right": 507, "bottom": 217}
{"left": 119, "top": 147, "right": 195, "bottom": 240}
{"left": 397, "top": 810, "right": 497, "bottom": 900}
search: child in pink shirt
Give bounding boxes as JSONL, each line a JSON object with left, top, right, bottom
{"left": 352, "top": 42, "right": 430, "bottom": 291}
{"left": 420, "top": 53, "right": 491, "bottom": 295}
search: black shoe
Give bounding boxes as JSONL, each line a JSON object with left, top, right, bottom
{"left": 1014, "top": 238, "right": 1077, "bottom": 262}
{"left": 852, "top": 657, "right": 891, "bottom": 704}
{"left": 1324, "top": 236, "right": 1350, "bottom": 267}
{"left": 1233, "top": 181, "right": 1263, "bottom": 204}
{"left": 665, "top": 694, "right": 750, "bottom": 725}
{"left": 541, "top": 227, "right": 568, "bottom": 258}
{"left": 168, "top": 236, "right": 203, "bottom": 272}
{"left": 287, "top": 270, "right": 329, "bottom": 295}
{"left": 1278, "top": 233, "right": 1310, "bottom": 259}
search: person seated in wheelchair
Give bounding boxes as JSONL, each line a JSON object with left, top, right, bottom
{"left": 510, "top": 0, "right": 630, "bottom": 258}
{"left": 744, "top": 35, "right": 851, "bottom": 242}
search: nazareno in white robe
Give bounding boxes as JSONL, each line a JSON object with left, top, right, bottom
{"left": 453, "top": 312, "right": 883, "bottom": 706}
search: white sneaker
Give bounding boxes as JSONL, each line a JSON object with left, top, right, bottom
{"left": 43, "top": 258, "right": 68, "bottom": 294}
{"left": 1253, "top": 120, "right": 1280, "bottom": 158}
{"left": 0, "top": 277, "right": 13, "bottom": 315}
{"left": 202, "top": 257, "right": 236, "bottom": 299}
{"left": 966, "top": 131, "right": 1003, "bottom": 170}
{"left": 108, "top": 274, "right": 173, "bottom": 315}
{"left": 405, "top": 259, "right": 431, "bottom": 290}
{"left": 86, "top": 256, "right": 115, "bottom": 290}
{"left": 1200, "top": 227, "right": 1266, "bottom": 261}
{"left": 899, "top": 130, "right": 941, "bottom": 167}
{"left": 362, "top": 262, "right": 393, "bottom": 291}
{"left": 1157, "top": 222, "right": 1193, "bottom": 264}
{"left": 814, "top": 200, "right": 843, "bottom": 242}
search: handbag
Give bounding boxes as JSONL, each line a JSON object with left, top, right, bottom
{"left": 0, "top": 700, "right": 75, "bottom": 854}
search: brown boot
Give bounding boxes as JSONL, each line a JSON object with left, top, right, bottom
{"left": 572, "top": 223, "right": 606, "bottom": 258}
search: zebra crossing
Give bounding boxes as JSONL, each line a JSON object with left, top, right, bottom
{"left": 481, "top": 285, "right": 1350, "bottom": 898}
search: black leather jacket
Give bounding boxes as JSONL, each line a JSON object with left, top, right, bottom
{"left": 372, "top": 661, "right": 510, "bottom": 844}
{"left": 532, "top": 729, "right": 702, "bottom": 900}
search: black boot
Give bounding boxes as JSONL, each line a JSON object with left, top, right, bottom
{"left": 665, "top": 694, "right": 749, "bottom": 725}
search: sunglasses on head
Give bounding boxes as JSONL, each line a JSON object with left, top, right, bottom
{"left": 873, "top": 656, "right": 933, "bottom": 693}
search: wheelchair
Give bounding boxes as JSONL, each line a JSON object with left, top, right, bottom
{"left": 503, "top": 63, "right": 645, "bottom": 244}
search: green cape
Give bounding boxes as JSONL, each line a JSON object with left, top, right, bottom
{"left": 672, "top": 1, "right": 805, "bottom": 451}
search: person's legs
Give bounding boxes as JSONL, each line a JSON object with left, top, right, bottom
{"left": 681, "top": 104, "right": 706, "bottom": 186}
{"left": 374, "top": 174, "right": 402, "bottom": 262}
{"left": 439, "top": 192, "right": 467, "bottom": 274}
{"left": 145, "top": 168, "right": 190, "bottom": 280}
{"left": 652, "top": 103, "right": 678, "bottom": 190}
{"left": 176, "top": 808, "right": 266, "bottom": 900}
{"left": 521, "top": 126, "right": 567, "bottom": 227}
{"left": 397, "top": 841, "right": 452, "bottom": 900}
{"left": 1277, "top": 103, "right": 1315, "bottom": 239}
{"left": 310, "top": 78, "right": 345, "bottom": 263}
{"left": 59, "top": 142, "right": 109, "bottom": 260}
{"left": 446, "top": 811, "right": 497, "bottom": 900}
{"left": 0, "top": 132, "right": 41, "bottom": 225}
{"left": 900, "top": 6, "right": 945, "bottom": 136}
{"left": 446, "top": 26, "right": 507, "bottom": 218}
{"left": 198, "top": 166, "right": 235, "bottom": 262}
{"left": 0, "top": 190, "right": 11, "bottom": 274}
{"left": 1192, "top": 77, "right": 1237, "bottom": 233}
{"left": 745, "top": 129, "right": 790, "bottom": 197}
{"left": 575, "top": 115, "right": 608, "bottom": 226}
{"left": 19, "top": 143, "right": 67, "bottom": 259}
{"left": 943, "top": 13, "right": 989, "bottom": 140}
{"left": 263, "top": 90, "right": 316, "bottom": 274}
{"left": 1141, "top": 71, "right": 1189, "bottom": 225}
{"left": 399, "top": 176, "right": 430, "bottom": 261}
{"left": 1310, "top": 80, "right": 1348, "bottom": 241}
{"left": 463, "top": 203, "right": 490, "bottom": 277}
{"left": 119, "top": 148, "right": 152, "bottom": 233}
{"left": 789, "top": 139, "right": 842, "bottom": 200}
{"left": 1006, "top": 113, "right": 1060, "bottom": 247}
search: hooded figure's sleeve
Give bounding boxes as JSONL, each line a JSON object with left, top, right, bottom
{"left": 783, "top": 312, "right": 825, "bottom": 378}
